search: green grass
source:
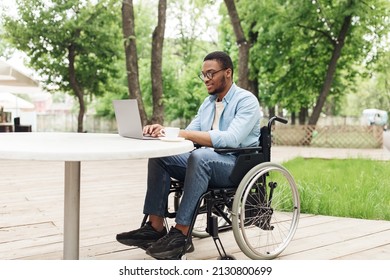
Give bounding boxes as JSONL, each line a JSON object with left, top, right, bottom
{"left": 282, "top": 157, "right": 390, "bottom": 221}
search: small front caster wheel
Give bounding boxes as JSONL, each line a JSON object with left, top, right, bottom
{"left": 217, "top": 255, "right": 236, "bottom": 260}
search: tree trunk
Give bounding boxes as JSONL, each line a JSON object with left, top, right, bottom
{"left": 224, "top": 0, "right": 250, "bottom": 90}
{"left": 68, "top": 43, "right": 85, "bottom": 133}
{"left": 151, "top": 0, "right": 167, "bottom": 125}
{"left": 248, "top": 79, "right": 258, "bottom": 99}
{"left": 308, "top": 14, "right": 352, "bottom": 125}
{"left": 291, "top": 111, "right": 296, "bottom": 125}
{"left": 122, "top": 0, "right": 147, "bottom": 124}
{"left": 268, "top": 106, "right": 275, "bottom": 118}
{"left": 299, "top": 107, "right": 308, "bottom": 125}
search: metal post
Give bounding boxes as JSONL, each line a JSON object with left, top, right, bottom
{"left": 63, "top": 161, "right": 81, "bottom": 260}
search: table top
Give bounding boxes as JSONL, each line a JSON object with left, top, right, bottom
{"left": 0, "top": 132, "right": 194, "bottom": 161}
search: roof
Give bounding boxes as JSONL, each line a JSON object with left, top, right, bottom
{"left": 0, "top": 92, "right": 35, "bottom": 110}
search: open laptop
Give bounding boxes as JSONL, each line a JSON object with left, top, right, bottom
{"left": 113, "top": 99, "right": 158, "bottom": 140}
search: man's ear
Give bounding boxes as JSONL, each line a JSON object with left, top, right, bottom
{"left": 226, "top": 68, "right": 232, "bottom": 79}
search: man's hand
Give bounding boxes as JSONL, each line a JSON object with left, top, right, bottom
{"left": 143, "top": 124, "right": 164, "bottom": 137}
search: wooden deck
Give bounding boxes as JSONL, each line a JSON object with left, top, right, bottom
{"left": 1, "top": 149, "right": 390, "bottom": 260}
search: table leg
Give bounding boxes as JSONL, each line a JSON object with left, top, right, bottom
{"left": 63, "top": 161, "right": 81, "bottom": 260}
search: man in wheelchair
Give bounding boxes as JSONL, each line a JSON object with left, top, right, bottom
{"left": 116, "top": 51, "right": 261, "bottom": 259}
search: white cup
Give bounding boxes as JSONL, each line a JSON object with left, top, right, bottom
{"left": 160, "top": 127, "right": 180, "bottom": 138}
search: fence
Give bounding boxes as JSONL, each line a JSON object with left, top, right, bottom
{"left": 272, "top": 124, "right": 383, "bottom": 148}
{"left": 37, "top": 113, "right": 117, "bottom": 133}
{"left": 37, "top": 114, "right": 384, "bottom": 149}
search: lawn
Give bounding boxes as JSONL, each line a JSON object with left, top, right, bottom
{"left": 282, "top": 157, "right": 390, "bottom": 221}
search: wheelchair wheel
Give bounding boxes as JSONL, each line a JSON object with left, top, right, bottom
{"left": 232, "top": 162, "right": 300, "bottom": 260}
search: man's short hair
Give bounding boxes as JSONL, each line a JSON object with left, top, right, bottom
{"left": 204, "top": 51, "right": 234, "bottom": 77}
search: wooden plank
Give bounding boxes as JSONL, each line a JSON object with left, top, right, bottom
{"left": 335, "top": 243, "right": 390, "bottom": 260}
{"left": 0, "top": 222, "right": 63, "bottom": 259}
{"left": 282, "top": 229, "right": 390, "bottom": 260}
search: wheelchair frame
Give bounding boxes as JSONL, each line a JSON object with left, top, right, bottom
{"left": 144, "top": 116, "right": 300, "bottom": 260}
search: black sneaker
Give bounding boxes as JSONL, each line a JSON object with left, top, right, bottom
{"left": 116, "top": 221, "right": 167, "bottom": 250}
{"left": 145, "top": 227, "right": 195, "bottom": 260}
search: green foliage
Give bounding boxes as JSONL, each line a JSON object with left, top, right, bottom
{"left": 220, "top": 0, "right": 390, "bottom": 118}
{"left": 162, "top": 37, "right": 215, "bottom": 126}
{"left": 2, "top": 0, "right": 124, "bottom": 110}
{"left": 160, "top": 0, "right": 222, "bottom": 125}
{"left": 94, "top": 0, "right": 157, "bottom": 119}
{"left": 283, "top": 157, "right": 390, "bottom": 220}
{"left": 98, "top": 0, "right": 220, "bottom": 123}
{"left": 341, "top": 49, "right": 390, "bottom": 119}
{"left": 2, "top": 0, "right": 389, "bottom": 126}
{"left": 0, "top": 27, "right": 13, "bottom": 59}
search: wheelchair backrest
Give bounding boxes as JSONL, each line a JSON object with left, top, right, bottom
{"left": 259, "top": 125, "right": 271, "bottom": 162}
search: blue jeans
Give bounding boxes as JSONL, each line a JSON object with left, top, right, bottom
{"left": 143, "top": 148, "right": 237, "bottom": 226}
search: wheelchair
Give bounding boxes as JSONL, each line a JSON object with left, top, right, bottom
{"left": 142, "top": 116, "right": 300, "bottom": 260}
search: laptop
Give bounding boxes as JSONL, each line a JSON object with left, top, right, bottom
{"left": 113, "top": 99, "right": 158, "bottom": 140}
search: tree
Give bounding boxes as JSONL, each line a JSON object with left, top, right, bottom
{"left": 343, "top": 50, "right": 390, "bottom": 117}
{"left": 151, "top": 0, "right": 167, "bottom": 124}
{"left": 2, "top": 0, "right": 123, "bottom": 132}
{"left": 122, "top": 0, "right": 146, "bottom": 124}
{"left": 121, "top": 0, "right": 223, "bottom": 126}
{"left": 0, "top": 27, "right": 14, "bottom": 60}
{"left": 162, "top": 0, "right": 222, "bottom": 125}
{"left": 308, "top": 1, "right": 351, "bottom": 125}
{"left": 223, "top": 0, "right": 251, "bottom": 91}
{"left": 122, "top": 0, "right": 168, "bottom": 125}
{"left": 221, "top": 0, "right": 390, "bottom": 125}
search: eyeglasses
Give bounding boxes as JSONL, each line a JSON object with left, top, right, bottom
{"left": 198, "top": 68, "right": 227, "bottom": 81}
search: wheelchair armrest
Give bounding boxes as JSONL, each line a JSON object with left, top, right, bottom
{"left": 214, "top": 146, "right": 263, "bottom": 154}
{"left": 193, "top": 143, "right": 203, "bottom": 149}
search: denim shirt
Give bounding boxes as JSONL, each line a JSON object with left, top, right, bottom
{"left": 186, "top": 83, "right": 261, "bottom": 148}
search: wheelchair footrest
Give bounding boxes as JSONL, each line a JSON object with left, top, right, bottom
{"left": 208, "top": 215, "right": 231, "bottom": 260}
{"left": 208, "top": 215, "right": 219, "bottom": 238}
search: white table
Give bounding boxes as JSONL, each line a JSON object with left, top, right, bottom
{"left": 0, "top": 132, "right": 194, "bottom": 259}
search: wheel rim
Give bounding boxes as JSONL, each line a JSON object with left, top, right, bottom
{"left": 232, "top": 162, "right": 300, "bottom": 259}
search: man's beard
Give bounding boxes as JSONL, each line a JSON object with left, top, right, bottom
{"left": 208, "top": 76, "right": 227, "bottom": 95}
